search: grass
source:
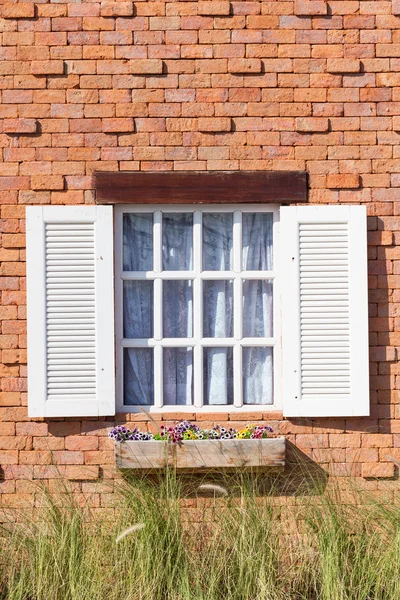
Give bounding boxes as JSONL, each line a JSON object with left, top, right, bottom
{"left": 1, "top": 470, "right": 400, "bottom": 599}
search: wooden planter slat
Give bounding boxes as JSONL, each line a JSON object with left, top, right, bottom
{"left": 114, "top": 437, "right": 285, "bottom": 470}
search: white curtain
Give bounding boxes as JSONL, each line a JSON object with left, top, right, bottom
{"left": 123, "top": 214, "right": 154, "bottom": 404}
{"left": 242, "top": 213, "right": 273, "bottom": 404}
{"left": 123, "top": 212, "right": 273, "bottom": 406}
{"left": 162, "top": 214, "right": 193, "bottom": 405}
{"left": 203, "top": 214, "right": 233, "bottom": 404}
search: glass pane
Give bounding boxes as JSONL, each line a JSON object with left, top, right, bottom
{"left": 163, "top": 280, "right": 193, "bottom": 337}
{"left": 203, "top": 347, "right": 233, "bottom": 405}
{"left": 162, "top": 213, "right": 193, "bottom": 271}
{"left": 163, "top": 347, "right": 193, "bottom": 405}
{"left": 243, "top": 280, "right": 273, "bottom": 337}
{"left": 203, "top": 280, "right": 233, "bottom": 337}
{"left": 242, "top": 213, "right": 273, "bottom": 271}
{"left": 123, "top": 281, "right": 153, "bottom": 338}
{"left": 243, "top": 347, "right": 273, "bottom": 405}
{"left": 203, "top": 213, "right": 233, "bottom": 271}
{"left": 124, "top": 348, "right": 153, "bottom": 405}
{"left": 123, "top": 213, "right": 153, "bottom": 271}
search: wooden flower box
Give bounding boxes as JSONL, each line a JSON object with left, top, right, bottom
{"left": 114, "top": 437, "right": 286, "bottom": 471}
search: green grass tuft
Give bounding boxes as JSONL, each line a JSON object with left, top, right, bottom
{"left": 1, "top": 470, "right": 400, "bottom": 600}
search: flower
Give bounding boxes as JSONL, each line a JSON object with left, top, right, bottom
{"left": 109, "top": 422, "right": 273, "bottom": 443}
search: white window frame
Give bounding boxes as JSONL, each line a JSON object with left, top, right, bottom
{"left": 114, "top": 204, "right": 281, "bottom": 413}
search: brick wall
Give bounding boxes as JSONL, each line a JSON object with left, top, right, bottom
{"left": 1, "top": 0, "right": 400, "bottom": 516}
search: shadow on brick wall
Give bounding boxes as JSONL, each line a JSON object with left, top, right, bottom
{"left": 122, "top": 441, "right": 328, "bottom": 499}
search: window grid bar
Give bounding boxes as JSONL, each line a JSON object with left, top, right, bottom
{"left": 153, "top": 211, "right": 162, "bottom": 405}
{"left": 233, "top": 211, "right": 242, "bottom": 406}
{"left": 121, "top": 270, "right": 275, "bottom": 280}
{"left": 121, "top": 338, "right": 275, "bottom": 347}
{"left": 193, "top": 211, "right": 203, "bottom": 408}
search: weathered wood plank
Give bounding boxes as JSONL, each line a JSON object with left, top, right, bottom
{"left": 95, "top": 171, "right": 308, "bottom": 204}
{"left": 114, "top": 438, "right": 286, "bottom": 470}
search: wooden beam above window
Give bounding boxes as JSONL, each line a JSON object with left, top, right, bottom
{"left": 94, "top": 171, "right": 308, "bottom": 204}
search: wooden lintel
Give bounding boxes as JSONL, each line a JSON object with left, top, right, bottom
{"left": 94, "top": 171, "right": 308, "bottom": 204}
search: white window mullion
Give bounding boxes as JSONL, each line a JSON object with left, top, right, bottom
{"left": 233, "top": 211, "right": 242, "bottom": 407}
{"left": 193, "top": 211, "right": 203, "bottom": 408}
{"left": 154, "top": 210, "right": 162, "bottom": 342}
{"left": 233, "top": 211, "right": 242, "bottom": 342}
{"left": 153, "top": 210, "right": 163, "bottom": 407}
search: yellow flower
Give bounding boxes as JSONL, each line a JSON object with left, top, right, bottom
{"left": 238, "top": 430, "right": 247, "bottom": 439}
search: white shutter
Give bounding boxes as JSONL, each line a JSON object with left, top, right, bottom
{"left": 26, "top": 206, "right": 115, "bottom": 417}
{"left": 281, "top": 205, "right": 369, "bottom": 417}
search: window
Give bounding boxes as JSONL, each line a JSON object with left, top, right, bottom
{"left": 115, "top": 205, "right": 280, "bottom": 412}
{"left": 26, "top": 202, "right": 369, "bottom": 419}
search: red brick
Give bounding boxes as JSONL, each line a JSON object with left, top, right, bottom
{"left": 130, "top": 59, "right": 164, "bottom": 74}
{"left": 0, "top": 389, "right": 20, "bottom": 405}
{"left": 65, "top": 436, "right": 99, "bottom": 451}
{"left": 65, "top": 466, "right": 100, "bottom": 480}
{"left": 327, "top": 174, "right": 361, "bottom": 189}
{"left": 101, "top": 2, "right": 134, "bottom": 17}
{"left": 228, "top": 58, "right": 262, "bottom": 73}
{"left": 1, "top": 4, "right": 35, "bottom": 18}
{"left": 294, "top": 0, "right": 327, "bottom": 15}
{"left": 31, "top": 176, "right": 65, "bottom": 191}
{"left": 19, "top": 451, "right": 52, "bottom": 465}
{"left": 33, "top": 438, "right": 64, "bottom": 450}
{"left": 198, "top": 1, "right": 231, "bottom": 15}
{"left": 327, "top": 58, "right": 361, "bottom": 73}
{"left": 362, "top": 463, "right": 395, "bottom": 478}
{"left": 3, "top": 119, "right": 37, "bottom": 135}
{"left": 16, "top": 423, "right": 48, "bottom": 437}
{"left": 53, "top": 451, "right": 85, "bottom": 465}
{"left": 197, "top": 117, "right": 230, "bottom": 132}
{"left": 362, "top": 434, "right": 393, "bottom": 448}
{"left": 330, "top": 434, "right": 361, "bottom": 448}
{"left": 0, "top": 451, "right": 18, "bottom": 465}
{"left": 31, "top": 61, "right": 65, "bottom": 76}
{"left": 102, "top": 118, "right": 134, "bottom": 133}
{"left": 296, "top": 434, "right": 329, "bottom": 448}
{"left": 84, "top": 451, "right": 114, "bottom": 464}
{"left": 296, "top": 117, "right": 329, "bottom": 132}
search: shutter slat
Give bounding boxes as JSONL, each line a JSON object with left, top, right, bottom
{"left": 299, "top": 221, "right": 350, "bottom": 407}
{"left": 45, "top": 223, "right": 97, "bottom": 399}
{"left": 281, "top": 206, "right": 369, "bottom": 417}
